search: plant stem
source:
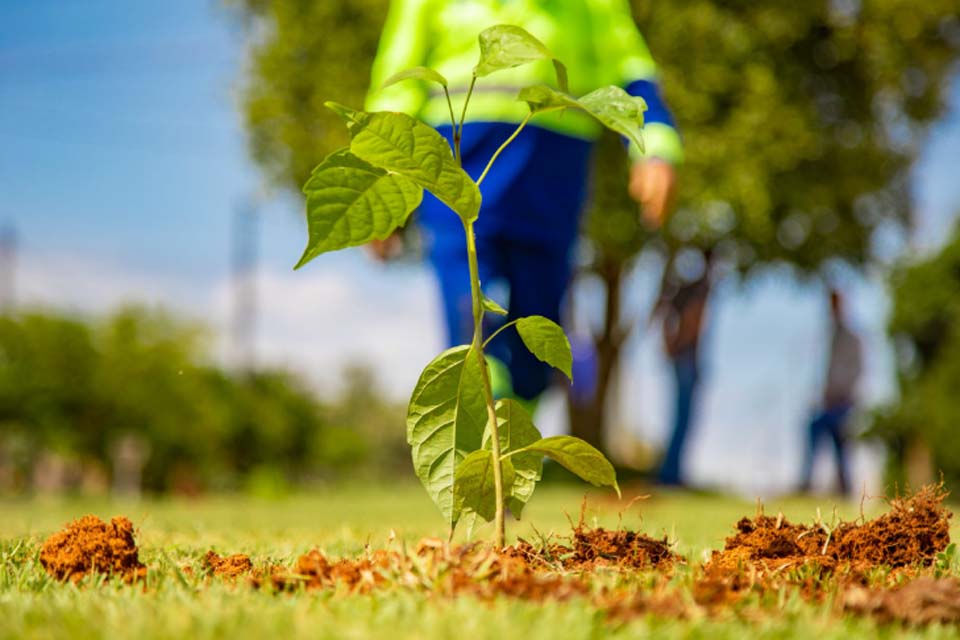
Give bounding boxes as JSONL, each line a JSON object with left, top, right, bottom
{"left": 454, "top": 76, "right": 477, "bottom": 164}
{"left": 443, "top": 86, "right": 459, "bottom": 163}
{"left": 476, "top": 114, "right": 532, "bottom": 187}
{"left": 464, "top": 219, "right": 505, "bottom": 548}
{"left": 482, "top": 318, "right": 519, "bottom": 349}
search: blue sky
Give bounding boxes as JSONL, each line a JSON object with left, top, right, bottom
{"left": 2, "top": 0, "right": 959, "bottom": 496}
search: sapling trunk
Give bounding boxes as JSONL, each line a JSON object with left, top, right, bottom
{"left": 464, "top": 221, "right": 506, "bottom": 548}
{"left": 458, "top": 81, "right": 507, "bottom": 549}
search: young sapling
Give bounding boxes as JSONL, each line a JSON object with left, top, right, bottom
{"left": 296, "top": 24, "right": 649, "bottom": 548}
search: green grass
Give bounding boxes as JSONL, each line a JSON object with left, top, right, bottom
{"left": 1, "top": 483, "right": 958, "bottom": 639}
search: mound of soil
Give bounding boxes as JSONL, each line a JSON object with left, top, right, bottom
{"left": 39, "top": 515, "right": 146, "bottom": 584}
{"left": 202, "top": 551, "right": 253, "bottom": 580}
{"left": 707, "top": 485, "right": 951, "bottom": 575}
{"left": 506, "top": 511, "right": 677, "bottom": 571}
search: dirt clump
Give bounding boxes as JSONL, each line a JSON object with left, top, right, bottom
{"left": 831, "top": 485, "right": 951, "bottom": 567}
{"left": 707, "top": 485, "right": 950, "bottom": 577}
{"left": 843, "top": 576, "right": 960, "bottom": 625}
{"left": 506, "top": 511, "right": 677, "bottom": 572}
{"left": 202, "top": 551, "right": 253, "bottom": 580}
{"left": 281, "top": 548, "right": 394, "bottom": 593}
{"left": 39, "top": 515, "right": 146, "bottom": 584}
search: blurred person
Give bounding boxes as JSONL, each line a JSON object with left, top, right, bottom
{"left": 798, "top": 289, "right": 863, "bottom": 496}
{"left": 650, "top": 250, "right": 712, "bottom": 487}
{"left": 366, "top": 0, "right": 682, "bottom": 412}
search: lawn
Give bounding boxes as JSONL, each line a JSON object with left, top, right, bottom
{"left": 1, "top": 483, "right": 957, "bottom": 639}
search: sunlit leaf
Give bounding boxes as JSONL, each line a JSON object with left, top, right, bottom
{"left": 517, "top": 84, "right": 579, "bottom": 113}
{"left": 483, "top": 399, "right": 543, "bottom": 518}
{"left": 577, "top": 86, "right": 647, "bottom": 154}
{"left": 296, "top": 149, "right": 422, "bottom": 268}
{"left": 382, "top": 66, "right": 448, "bottom": 90}
{"left": 516, "top": 315, "right": 573, "bottom": 380}
{"left": 523, "top": 436, "right": 620, "bottom": 496}
{"left": 454, "top": 449, "right": 516, "bottom": 523}
{"left": 481, "top": 294, "right": 508, "bottom": 316}
{"left": 407, "top": 346, "right": 487, "bottom": 527}
{"left": 325, "top": 103, "right": 481, "bottom": 222}
{"left": 518, "top": 85, "right": 647, "bottom": 154}
{"left": 474, "top": 25, "right": 568, "bottom": 92}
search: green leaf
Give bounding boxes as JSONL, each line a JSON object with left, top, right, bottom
{"left": 454, "top": 449, "right": 516, "bottom": 523}
{"left": 518, "top": 85, "right": 647, "bottom": 154}
{"left": 484, "top": 399, "right": 543, "bottom": 519}
{"left": 407, "top": 346, "right": 488, "bottom": 527}
{"left": 577, "top": 86, "right": 647, "bottom": 154}
{"left": 481, "top": 294, "right": 508, "bottom": 316}
{"left": 517, "top": 84, "right": 580, "bottom": 113}
{"left": 382, "top": 66, "right": 448, "bottom": 90}
{"left": 325, "top": 104, "right": 481, "bottom": 222}
{"left": 295, "top": 149, "right": 423, "bottom": 268}
{"left": 516, "top": 316, "right": 573, "bottom": 380}
{"left": 523, "top": 436, "right": 620, "bottom": 496}
{"left": 473, "top": 25, "right": 568, "bottom": 92}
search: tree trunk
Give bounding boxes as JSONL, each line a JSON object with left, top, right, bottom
{"left": 567, "top": 257, "right": 628, "bottom": 453}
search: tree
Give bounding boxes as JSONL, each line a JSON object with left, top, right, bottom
{"left": 871, "top": 224, "right": 960, "bottom": 487}
{"left": 0, "top": 306, "right": 376, "bottom": 494}
{"left": 229, "top": 0, "right": 960, "bottom": 455}
{"left": 572, "top": 0, "right": 960, "bottom": 449}
{"left": 228, "top": 0, "right": 388, "bottom": 189}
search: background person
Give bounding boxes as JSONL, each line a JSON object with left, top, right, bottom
{"left": 365, "top": 0, "right": 683, "bottom": 412}
{"left": 799, "top": 288, "right": 863, "bottom": 495}
{"left": 650, "top": 250, "right": 712, "bottom": 487}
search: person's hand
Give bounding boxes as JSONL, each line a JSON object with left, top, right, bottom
{"left": 366, "top": 232, "right": 403, "bottom": 262}
{"left": 628, "top": 159, "right": 677, "bottom": 229}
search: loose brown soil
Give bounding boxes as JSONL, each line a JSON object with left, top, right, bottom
{"left": 201, "top": 551, "right": 254, "bottom": 580}
{"left": 695, "top": 485, "right": 952, "bottom": 608}
{"left": 251, "top": 539, "right": 589, "bottom": 601}
{"left": 39, "top": 515, "right": 146, "bottom": 584}
{"left": 506, "top": 512, "right": 677, "bottom": 571}
{"left": 707, "top": 484, "right": 949, "bottom": 575}
{"left": 31, "top": 484, "right": 959, "bottom": 628}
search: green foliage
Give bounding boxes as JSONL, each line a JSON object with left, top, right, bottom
{"left": 0, "top": 307, "right": 400, "bottom": 494}
{"left": 486, "top": 399, "right": 543, "bottom": 518}
{"left": 519, "top": 436, "right": 620, "bottom": 496}
{"left": 229, "top": 0, "right": 389, "bottom": 189}
{"left": 630, "top": 0, "right": 960, "bottom": 270}
{"left": 935, "top": 543, "right": 958, "bottom": 578}
{"left": 873, "top": 225, "right": 960, "bottom": 486}
{"left": 480, "top": 295, "right": 508, "bottom": 317}
{"left": 326, "top": 105, "right": 482, "bottom": 223}
{"left": 296, "top": 149, "right": 422, "bottom": 266}
{"left": 382, "top": 66, "right": 448, "bottom": 90}
{"left": 406, "top": 346, "right": 486, "bottom": 527}
{"left": 453, "top": 449, "right": 515, "bottom": 522}
{"left": 519, "top": 84, "right": 646, "bottom": 153}
{"left": 515, "top": 316, "right": 573, "bottom": 381}
{"left": 292, "top": 25, "right": 625, "bottom": 543}
{"left": 473, "top": 24, "right": 568, "bottom": 92}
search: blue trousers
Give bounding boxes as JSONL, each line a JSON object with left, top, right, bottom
{"left": 419, "top": 123, "right": 592, "bottom": 401}
{"left": 799, "top": 404, "right": 852, "bottom": 494}
{"left": 658, "top": 349, "right": 700, "bottom": 486}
